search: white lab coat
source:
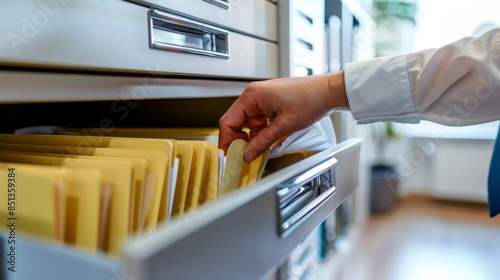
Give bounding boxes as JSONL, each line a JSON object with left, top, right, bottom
{"left": 345, "top": 28, "right": 500, "bottom": 126}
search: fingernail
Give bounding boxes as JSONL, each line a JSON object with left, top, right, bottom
{"left": 245, "top": 151, "right": 257, "bottom": 162}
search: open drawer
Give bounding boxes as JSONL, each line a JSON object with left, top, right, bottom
{"left": 0, "top": 138, "right": 361, "bottom": 280}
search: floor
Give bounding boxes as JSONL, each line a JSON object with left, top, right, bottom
{"left": 335, "top": 196, "right": 500, "bottom": 280}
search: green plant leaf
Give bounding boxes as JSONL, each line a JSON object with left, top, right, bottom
{"left": 374, "top": 1, "right": 417, "bottom": 26}
{"left": 385, "top": 121, "right": 400, "bottom": 140}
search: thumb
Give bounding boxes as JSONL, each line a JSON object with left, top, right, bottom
{"left": 244, "top": 117, "right": 290, "bottom": 162}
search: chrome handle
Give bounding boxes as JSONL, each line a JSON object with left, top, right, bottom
{"left": 149, "top": 9, "right": 230, "bottom": 59}
{"left": 277, "top": 157, "right": 337, "bottom": 237}
{"left": 203, "top": 0, "right": 230, "bottom": 9}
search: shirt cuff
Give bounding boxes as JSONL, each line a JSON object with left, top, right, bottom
{"left": 344, "top": 54, "right": 421, "bottom": 124}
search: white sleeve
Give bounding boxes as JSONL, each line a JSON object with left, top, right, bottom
{"left": 344, "top": 28, "right": 500, "bottom": 126}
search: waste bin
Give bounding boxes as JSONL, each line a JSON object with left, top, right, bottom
{"left": 370, "top": 164, "right": 399, "bottom": 213}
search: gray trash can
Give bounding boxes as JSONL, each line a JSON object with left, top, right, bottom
{"left": 370, "top": 164, "right": 399, "bottom": 213}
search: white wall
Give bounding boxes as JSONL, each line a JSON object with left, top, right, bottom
{"left": 392, "top": 122, "right": 498, "bottom": 202}
{"left": 413, "top": 0, "right": 500, "bottom": 51}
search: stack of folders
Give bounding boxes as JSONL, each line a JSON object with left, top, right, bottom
{"left": 0, "top": 130, "right": 270, "bottom": 257}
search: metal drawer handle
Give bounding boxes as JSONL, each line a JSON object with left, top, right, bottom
{"left": 277, "top": 157, "right": 337, "bottom": 237}
{"left": 149, "top": 9, "right": 230, "bottom": 59}
{"left": 203, "top": 0, "right": 230, "bottom": 9}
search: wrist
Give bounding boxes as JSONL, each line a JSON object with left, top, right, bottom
{"left": 326, "top": 71, "right": 349, "bottom": 110}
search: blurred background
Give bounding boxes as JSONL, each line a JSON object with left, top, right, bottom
{"left": 289, "top": 1, "right": 500, "bottom": 280}
{"left": 338, "top": 1, "right": 500, "bottom": 280}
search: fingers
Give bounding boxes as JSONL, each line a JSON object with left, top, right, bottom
{"left": 244, "top": 116, "right": 291, "bottom": 162}
{"left": 218, "top": 93, "right": 266, "bottom": 153}
{"left": 219, "top": 83, "right": 269, "bottom": 154}
{"left": 219, "top": 114, "right": 248, "bottom": 154}
{"left": 246, "top": 115, "right": 269, "bottom": 137}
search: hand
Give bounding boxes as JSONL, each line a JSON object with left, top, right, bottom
{"left": 219, "top": 71, "right": 349, "bottom": 162}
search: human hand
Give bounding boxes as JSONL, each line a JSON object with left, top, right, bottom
{"left": 219, "top": 71, "right": 348, "bottom": 162}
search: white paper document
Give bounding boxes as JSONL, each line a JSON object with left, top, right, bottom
{"left": 270, "top": 116, "right": 337, "bottom": 158}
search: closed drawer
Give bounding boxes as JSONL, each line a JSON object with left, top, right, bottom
{"left": 0, "top": 71, "right": 251, "bottom": 103}
{"left": 0, "top": 138, "right": 361, "bottom": 280}
{"left": 126, "top": 0, "right": 278, "bottom": 42}
{"left": 0, "top": 0, "right": 278, "bottom": 80}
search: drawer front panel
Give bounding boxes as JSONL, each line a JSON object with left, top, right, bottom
{"left": 0, "top": 234, "right": 120, "bottom": 280}
{"left": 126, "top": 0, "right": 278, "bottom": 42}
{"left": 0, "top": 71, "right": 250, "bottom": 103}
{"left": 0, "top": 0, "right": 278, "bottom": 79}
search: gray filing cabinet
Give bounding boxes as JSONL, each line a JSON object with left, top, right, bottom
{"left": 0, "top": 1, "right": 362, "bottom": 279}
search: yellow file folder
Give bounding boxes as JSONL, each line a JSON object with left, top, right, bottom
{"left": 0, "top": 132, "right": 271, "bottom": 257}
{"left": 0, "top": 151, "right": 133, "bottom": 255}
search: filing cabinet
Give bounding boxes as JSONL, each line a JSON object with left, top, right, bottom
{"left": 0, "top": 1, "right": 362, "bottom": 279}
